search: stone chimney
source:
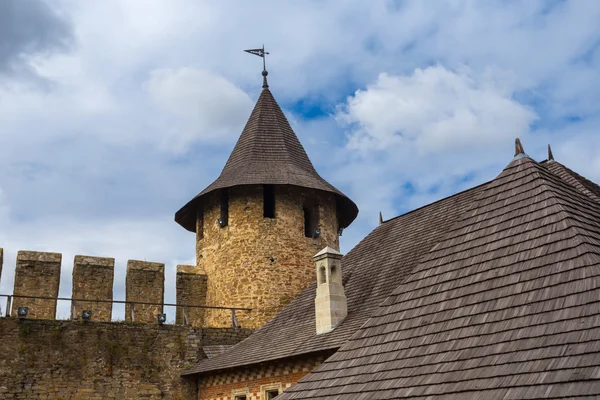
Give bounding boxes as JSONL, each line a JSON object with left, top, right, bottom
{"left": 314, "top": 246, "right": 347, "bottom": 335}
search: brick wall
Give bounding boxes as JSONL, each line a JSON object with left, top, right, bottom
{"left": 0, "top": 318, "right": 253, "bottom": 399}
{"left": 198, "top": 185, "right": 339, "bottom": 328}
{"left": 196, "top": 352, "right": 334, "bottom": 400}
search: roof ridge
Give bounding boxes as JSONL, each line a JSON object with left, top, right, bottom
{"left": 531, "top": 162, "right": 600, "bottom": 261}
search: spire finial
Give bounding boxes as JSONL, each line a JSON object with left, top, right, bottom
{"left": 379, "top": 211, "right": 383, "bottom": 225}
{"left": 515, "top": 138, "right": 525, "bottom": 156}
{"left": 548, "top": 144, "right": 554, "bottom": 161}
{"left": 244, "top": 45, "right": 270, "bottom": 89}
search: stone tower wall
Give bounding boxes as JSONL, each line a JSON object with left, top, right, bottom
{"left": 72, "top": 255, "right": 115, "bottom": 321}
{"left": 125, "top": 260, "right": 165, "bottom": 323}
{"left": 12, "top": 251, "right": 62, "bottom": 319}
{"left": 176, "top": 264, "right": 208, "bottom": 326}
{"left": 198, "top": 185, "right": 340, "bottom": 328}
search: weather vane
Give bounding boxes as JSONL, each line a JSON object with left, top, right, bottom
{"left": 244, "top": 45, "right": 270, "bottom": 88}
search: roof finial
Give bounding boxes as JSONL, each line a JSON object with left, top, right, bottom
{"left": 244, "top": 45, "right": 270, "bottom": 89}
{"left": 379, "top": 211, "right": 383, "bottom": 225}
{"left": 515, "top": 138, "right": 525, "bottom": 156}
{"left": 548, "top": 144, "right": 554, "bottom": 161}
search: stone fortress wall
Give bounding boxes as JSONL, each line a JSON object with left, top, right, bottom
{"left": 4, "top": 249, "right": 211, "bottom": 325}
{"left": 197, "top": 185, "right": 340, "bottom": 329}
{"left": 0, "top": 248, "right": 254, "bottom": 400}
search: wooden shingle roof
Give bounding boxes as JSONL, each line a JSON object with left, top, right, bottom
{"left": 183, "top": 173, "right": 487, "bottom": 376}
{"left": 175, "top": 87, "right": 358, "bottom": 232}
{"left": 278, "top": 153, "right": 600, "bottom": 399}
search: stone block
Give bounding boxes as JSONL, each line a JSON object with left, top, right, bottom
{"left": 125, "top": 260, "right": 164, "bottom": 323}
{"left": 12, "top": 251, "right": 61, "bottom": 319}
{"left": 176, "top": 264, "right": 207, "bottom": 326}
{"left": 72, "top": 255, "right": 115, "bottom": 321}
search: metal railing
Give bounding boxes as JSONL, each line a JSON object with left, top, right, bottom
{"left": 0, "top": 294, "right": 250, "bottom": 328}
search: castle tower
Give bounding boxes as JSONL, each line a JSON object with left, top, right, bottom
{"left": 174, "top": 72, "right": 358, "bottom": 328}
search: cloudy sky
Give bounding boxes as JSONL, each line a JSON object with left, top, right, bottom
{"left": 1, "top": 0, "right": 599, "bottom": 320}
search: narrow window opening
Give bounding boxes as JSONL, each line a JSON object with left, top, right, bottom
{"left": 318, "top": 266, "right": 326, "bottom": 285}
{"left": 234, "top": 396, "right": 247, "bottom": 400}
{"left": 304, "top": 207, "right": 314, "bottom": 237}
{"left": 263, "top": 184, "right": 275, "bottom": 218}
{"left": 266, "top": 389, "right": 280, "bottom": 399}
{"left": 304, "top": 205, "right": 320, "bottom": 238}
{"left": 219, "top": 189, "right": 229, "bottom": 227}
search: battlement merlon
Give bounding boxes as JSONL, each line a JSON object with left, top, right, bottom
{"left": 1, "top": 250, "right": 215, "bottom": 325}
{"left": 72, "top": 255, "right": 115, "bottom": 321}
{"left": 125, "top": 260, "right": 165, "bottom": 323}
{"left": 176, "top": 264, "right": 208, "bottom": 326}
{"left": 12, "top": 250, "right": 62, "bottom": 319}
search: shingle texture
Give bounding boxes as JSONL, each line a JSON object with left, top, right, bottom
{"left": 175, "top": 87, "right": 358, "bottom": 231}
{"left": 183, "top": 177, "right": 487, "bottom": 376}
{"left": 278, "top": 155, "right": 600, "bottom": 399}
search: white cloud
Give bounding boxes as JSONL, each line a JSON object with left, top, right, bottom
{"left": 145, "top": 67, "right": 253, "bottom": 151}
{"left": 338, "top": 66, "right": 536, "bottom": 155}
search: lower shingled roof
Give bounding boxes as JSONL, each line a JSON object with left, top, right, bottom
{"left": 278, "top": 155, "right": 600, "bottom": 399}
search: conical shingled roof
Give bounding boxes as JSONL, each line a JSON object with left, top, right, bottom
{"left": 175, "top": 87, "right": 358, "bottom": 232}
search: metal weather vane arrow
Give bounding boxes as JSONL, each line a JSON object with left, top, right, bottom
{"left": 244, "top": 45, "right": 270, "bottom": 88}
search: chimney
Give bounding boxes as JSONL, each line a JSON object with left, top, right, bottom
{"left": 314, "top": 246, "right": 347, "bottom": 335}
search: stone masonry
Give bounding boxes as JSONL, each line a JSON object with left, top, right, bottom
{"left": 314, "top": 247, "right": 347, "bottom": 335}
{"left": 0, "top": 318, "right": 253, "bottom": 399}
{"left": 125, "top": 260, "right": 165, "bottom": 323}
{"left": 12, "top": 251, "right": 62, "bottom": 319}
{"left": 198, "top": 185, "right": 340, "bottom": 329}
{"left": 176, "top": 264, "right": 208, "bottom": 326}
{"left": 72, "top": 255, "right": 115, "bottom": 321}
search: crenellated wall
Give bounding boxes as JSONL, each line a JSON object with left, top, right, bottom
{"left": 1, "top": 248, "right": 211, "bottom": 326}
{"left": 0, "top": 247, "right": 255, "bottom": 399}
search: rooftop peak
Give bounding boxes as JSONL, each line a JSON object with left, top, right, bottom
{"left": 244, "top": 45, "right": 270, "bottom": 89}
{"left": 514, "top": 138, "right": 529, "bottom": 160}
{"left": 548, "top": 144, "right": 555, "bottom": 161}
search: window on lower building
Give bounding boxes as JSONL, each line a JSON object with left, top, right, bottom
{"left": 234, "top": 396, "right": 247, "bottom": 400}
{"left": 264, "top": 184, "right": 275, "bottom": 218}
{"left": 265, "top": 389, "right": 280, "bottom": 399}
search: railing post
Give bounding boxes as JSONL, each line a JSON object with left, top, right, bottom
{"left": 71, "top": 300, "right": 77, "bottom": 320}
{"left": 183, "top": 306, "right": 189, "bottom": 326}
{"left": 231, "top": 309, "right": 239, "bottom": 328}
{"left": 5, "top": 296, "right": 11, "bottom": 317}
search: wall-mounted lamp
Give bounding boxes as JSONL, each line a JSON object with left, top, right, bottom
{"left": 218, "top": 217, "right": 228, "bottom": 228}
{"left": 82, "top": 310, "right": 92, "bottom": 321}
{"left": 17, "top": 306, "right": 29, "bottom": 318}
{"left": 313, "top": 228, "right": 321, "bottom": 238}
{"left": 157, "top": 313, "right": 167, "bottom": 325}
{"left": 338, "top": 227, "right": 344, "bottom": 236}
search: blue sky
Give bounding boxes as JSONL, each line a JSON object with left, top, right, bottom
{"left": 0, "top": 0, "right": 599, "bottom": 320}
